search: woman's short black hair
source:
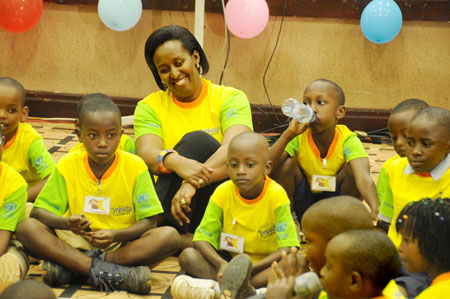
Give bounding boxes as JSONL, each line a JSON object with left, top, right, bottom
{"left": 144, "top": 25, "right": 209, "bottom": 90}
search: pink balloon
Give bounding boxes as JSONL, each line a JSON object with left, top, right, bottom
{"left": 225, "top": 0, "right": 269, "bottom": 39}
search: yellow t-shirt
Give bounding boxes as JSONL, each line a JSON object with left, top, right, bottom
{"left": 34, "top": 150, "right": 162, "bottom": 231}
{"left": 318, "top": 280, "right": 405, "bottom": 299}
{"left": 378, "top": 155, "right": 401, "bottom": 219}
{"left": 416, "top": 272, "right": 450, "bottom": 299}
{"left": 386, "top": 158, "right": 450, "bottom": 247}
{"left": 193, "top": 177, "right": 299, "bottom": 263}
{"left": 69, "top": 134, "right": 136, "bottom": 155}
{"left": 2, "top": 122, "right": 55, "bottom": 186}
{"left": 0, "top": 162, "right": 27, "bottom": 232}
{"left": 134, "top": 79, "right": 253, "bottom": 150}
{"left": 285, "top": 125, "right": 368, "bottom": 189}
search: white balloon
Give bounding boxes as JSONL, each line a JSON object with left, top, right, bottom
{"left": 98, "top": 0, "right": 143, "bottom": 31}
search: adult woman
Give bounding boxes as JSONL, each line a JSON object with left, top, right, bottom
{"left": 134, "top": 25, "right": 253, "bottom": 248}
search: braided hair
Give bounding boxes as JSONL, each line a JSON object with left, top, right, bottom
{"left": 396, "top": 197, "right": 450, "bottom": 272}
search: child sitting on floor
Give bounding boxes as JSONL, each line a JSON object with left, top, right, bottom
{"left": 269, "top": 79, "right": 379, "bottom": 221}
{"left": 376, "top": 98, "right": 429, "bottom": 232}
{"left": 396, "top": 197, "right": 450, "bottom": 299}
{"left": 381, "top": 106, "right": 450, "bottom": 248}
{"left": 172, "top": 132, "right": 299, "bottom": 299}
{"left": 0, "top": 126, "right": 29, "bottom": 287}
{"left": 15, "top": 93, "right": 180, "bottom": 294}
{"left": 0, "top": 77, "right": 55, "bottom": 202}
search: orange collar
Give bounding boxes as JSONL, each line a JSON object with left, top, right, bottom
{"left": 0, "top": 163, "right": 3, "bottom": 177}
{"left": 172, "top": 79, "right": 208, "bottom": 109}
{"left": 432, "top": 272, "right": 450, "bottom": 285}
{"left": 236, "top": 176, "right": 271, "bottom": 204}
{"left": 83, "top": 152, "right": 120, "bottom": 182}
{"left": 308, "top": 129, "right": 339, "bottom": 161}
{"left": 415, "top": 172, "right": 431, "bottom": 178}
{"left": 4, "top": 127, "right": 18, "bottom": 150}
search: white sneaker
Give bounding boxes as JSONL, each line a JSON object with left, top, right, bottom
{"left": 0, "top": 253, "right": 21, "bottom": 288}
{"left": 171, "top": 275, "right": 219, "bottom": 299}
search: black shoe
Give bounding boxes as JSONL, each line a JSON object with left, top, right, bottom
{"left": 42, "top": 260, "right": 81, "bottom": 286}
{"left": 87, "top": 258, "right": 152, "bottom": 294}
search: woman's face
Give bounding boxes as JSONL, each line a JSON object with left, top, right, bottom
{"left": 153, "top": 40, "right": 202, "bottom": 102}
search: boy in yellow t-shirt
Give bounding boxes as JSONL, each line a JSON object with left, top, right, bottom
{"left": 15, "top": 94, "right": 180, "bottom": 295}
{"left": 171, "top": 132, "right": 299, "bottom": 299}
{"left": 269, "top": 79, "right": 379, "bottom": 221}
{"left": 0, "top": 77, "right": 56, "bottom": 202}
{"left": 0, "top": 125, "right": 29, "bottom": 287}
{"left": 376, "top": 98, "right": 429, "bottom": 232}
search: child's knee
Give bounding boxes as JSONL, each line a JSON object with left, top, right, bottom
{"left": 15, "top": 218, "right": 46, "bottom": 240}
{"left": 157, "top": 226, "right": 181, "bottom": 253}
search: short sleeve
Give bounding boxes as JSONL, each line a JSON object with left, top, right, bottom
{"left": 378, "top": 168, "right": 394, "bottom": 222}
{"left": 132, "top": 170, "right": 163, "bottom": 220}
{"left": 285, "top": 136, "right": 300, "bottom": 157}
{"left": 123, "top": 135, "right": 136, "bottom": 155}
{"left": 133, "top": 101, "right": 163, "bottom": 141}
{"left": 219, "top": 91, "right": 253, "bottom": 133}
{"left": 0, "top": 186, "right": 27, "bottom": 232}
{"left": 28, "top": 138, "right": 56, "bottom": 179}
{"left": 34, "top": 169, "right": 69, "bottom": 216}
{"left": 343, "top": 134, "right": 368, "bottom": 163}
{"left": 274, "top": 203, "right": 300, "bottom": 248}
{"left": 193, "top": 200, "right": 223, "bottom": 250}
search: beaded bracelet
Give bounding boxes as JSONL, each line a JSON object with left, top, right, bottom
{"left": 157, "top": 149, "right": 178, "bottom": 174}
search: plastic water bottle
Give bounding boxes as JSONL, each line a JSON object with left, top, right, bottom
{"left": 294, "top": 272, "right": 322, "bottom": 296}
{"left": 281, "top": 98, "right": 316, "bottom": 123}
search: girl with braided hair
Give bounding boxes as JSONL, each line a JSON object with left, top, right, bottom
{"left": 396, "top": 197, "right": 450, "bottom": 298}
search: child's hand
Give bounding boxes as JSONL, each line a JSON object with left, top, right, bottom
{"left": 67, "top": 215, "right": 92, "bottom": 236}
{"left": 216, "top": 261, "right": 228, "bottom": 283}
{"left": 89, "top": 230, "right": 114, "bottom": 249}
{"left": 269, "top": 247, "right": 305, "bottom": 284}
{"left": 171, "top": 183, "right": 196, "bottom": 226}
{"left": 286, "top": 118, "right": 309, "bottom": 139}
{"left": 266, "top": 273, "right": 295, "bottom": 299}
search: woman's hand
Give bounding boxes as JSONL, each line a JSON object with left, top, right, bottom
{"left": 89, "top": 230, "right": 115, "bottom": 249}
{"left": 171, "top": 182, "right": 197, "bottom": 226}
{"left": 166, "top": 155, "right": 214, "bottom": 188}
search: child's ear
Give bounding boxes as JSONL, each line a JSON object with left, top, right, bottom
{"left": 349, "top": 271, "right": 363, "bottom": 292}
{"left": 120, "top": 127, "right": 124, "bottom": 136}
{"left": 74, "top": 119, "right": 82, "bottom": 141}
{"left": 21, "top": 106, "right": 29, "bottom": 122}
{"left": 265, "top": 160, "right": 273, "bottom": 175}
{"left": 336, "top": 105, "right": 346, "bottom": 120}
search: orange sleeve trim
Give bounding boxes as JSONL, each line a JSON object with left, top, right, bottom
{"left": 83, "top": 152, "right": 120, "bottom": 182}
{"left": 236, "top": 176, "right": 271, "bottom": 204}
{"left": 371, "top": 296, "right": 386, "bottom": 299}
{"left": 3, "top": 128, "right": 18, "bottom": 150}
{"left": 307, "top": 129, "right": 339, "bottom": 160}
{"left": 0, "top": 164, "right": 3, "bottom": 177}
{"left": 172, "top": 79, "right": 208, "bottom": 109}
{"left": 432, "top": 272, "right": 450, "bottom": 285}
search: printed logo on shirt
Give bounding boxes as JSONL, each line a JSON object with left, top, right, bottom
{"left": 258, "top": 225, "right": 276, "bottom": 239}
{"left": 198, "top": 228, "right": 212, "bottom": 237}
{"left": 136, "top": 193, "right": 152, "bottom": 209}
{"left": 34, "top": 156, "right": 48, "bottom": 172}
{"left": 344, "top": 146, "right": 351, "bottom": 157}
{"left": 19, "top": 169, "right": 28, "bottom": 177}
{"left": 226, "top": 108, "right": 237, "bottom": 119}
{"left": 144, "top": 123, "right": 160, "bottom": 128}
{"left": 111, "top": 205, "right": 133, "bottom": 216}
{"left": 201, "top": 127, "right": 220, "bottom": 136}
{"left": 276, "top": 221, "right": 287, "bottom": 233}
{"left": 3, "top": 203, "right": 17, "bottom": 214}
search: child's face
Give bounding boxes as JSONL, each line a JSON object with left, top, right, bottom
{"left": 320, "top": 237, "right": 353, "bottom": 299}
{"left": 388, "top": 110, "right": 417, "bottom": 157}
{"left": 0, "top": 85, "right": 28, "bottom": 141}
{"left": 406, "top": 118, "right": 450, "bottom": 173}
{"left": 153, "top": 39, "right": 201, "bottom": 102}
{"left": 398, "top": 230, "right": 429, "bottom": 273}
{"left": 227, "top": 139, "right": 271, "bottom": 199}
{"left": 303, "top": 81, "right": 345, "bottom": 134}
{"left": 80, "top": 110, "right": 122, "bottom": 167}
{"left": 301, "top": 214, "right": 329, "bottom": 274}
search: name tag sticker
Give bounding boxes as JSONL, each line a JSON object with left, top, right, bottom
{"left": 220, "top": 232, "right": 244, "bottom": 254}
{"left": 84, "top": 196, "right": 110, "bottom": 215}
{"left": 311, "top": 175, "right": 336, "bottom": 192}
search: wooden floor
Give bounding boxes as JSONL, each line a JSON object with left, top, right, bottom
{"left": 20, "top": 119, "right": 396, "bottom": 298}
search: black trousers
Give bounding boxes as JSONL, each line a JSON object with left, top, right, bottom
{"left": 155, "top": 131, "right": 226, "bottom": 234}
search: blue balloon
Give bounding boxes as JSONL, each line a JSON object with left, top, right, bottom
{"left": 98, "top": 0, "right": 142, "bottom": 31}
{"left": 360, "top": 0, "right": 403, "bottom": 44}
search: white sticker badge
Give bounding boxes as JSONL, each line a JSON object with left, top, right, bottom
{"left": 84, "top": 196, "right": 110, "bottom": 215}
